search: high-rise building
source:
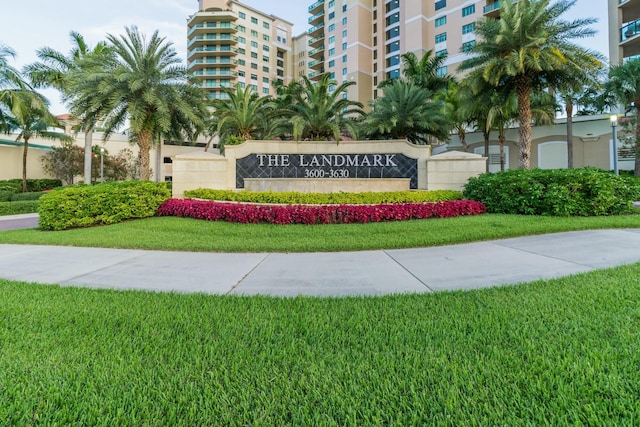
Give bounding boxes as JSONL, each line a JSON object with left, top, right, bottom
{"left": 609, "top": 0, "right": 640, "bottom": 65}
{"left": 306, "top": 0, "right": 490, "bottom": 104}
{"left": 187, "top": 0, "right": 294, "bottom": 100}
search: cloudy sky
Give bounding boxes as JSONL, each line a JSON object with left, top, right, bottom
{"left": 2, "top": 0, "right": 608, "bottom": 115}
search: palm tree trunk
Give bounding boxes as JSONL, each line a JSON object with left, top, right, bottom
{"left": 516, "top": 76, "right": 533, "bottom": 169}
{"left": 635, "top": 107, "right": 640, "bottom": 177}
{"left": 155, "top": 135, "right": 162, "bottom": 183}
{"left": 483, "top": 129, "right": 490, "bottom": 173}
{"left": 566, "top": 101, "right": 574, "bottom": 169}
{"left": 21, "top": 137, "right": 29, "bottom": 193}
{"left": 498, "top": 128, "right": 506, "bottom": 172}
{"left": 84, "top": 126, "right": 93, "bottom": 184}
{"left": 138, "top": 131, "right": 152, "bottom": 181}
{"left": 459, "top": 129, "right": 468, "bottom": 152}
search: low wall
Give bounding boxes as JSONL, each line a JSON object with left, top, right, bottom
{"left": 172, "top": 140, "right": 486, "bottom": 197}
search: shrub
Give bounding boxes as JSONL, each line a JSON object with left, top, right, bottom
{"left": 0, "top": 182, "right": 21, "bottom": 193}
{"left": 158, "top": 198, "right": 486, "bottom": 225}
{"left": 0, "top": 201, "right": 40, "bottom": 216}
{"left": 463, "top": 168, "right": 640, "bottom": 216}
{"left": 0, "top": 191, "right": 14, "bottom": 202}
{"left": 184, "top": 189, "right": 463, "bottom": 205}
{"left": 11, "top": 192, "right": 46, "bottom": 202}
{"left": 2, "top": 179, "right": 62, "bottom": 192}
{"left": 38, "top": 181, "right": 171, "bottom": 231}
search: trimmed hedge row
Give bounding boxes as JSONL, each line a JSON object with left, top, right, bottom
{"left": 157, "top": 198, "right": 487, "bottom": 225}
{"left": 0, "top": 179, "right": 62, "bottom": 193}
{"left": 184, "top": 189, "right": 463, "bottom": 204}
{"left": 0, "top": 201, "right": 40, "bottom": 216}
{"left": 463, "top": 168, "right": 640, "bottom": 216}
{"left": 38, "top": 181, "right": 171, "bottom": 231}
{"left": 10, "top": 192, "right": 46, "bottom": 201}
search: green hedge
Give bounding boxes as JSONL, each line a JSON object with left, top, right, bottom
{"left": 0, "top": 179, "right": 62, "bottom": 192}
{"left": 463, "top": 168, "right": 640, "bottom": 216}
{"left": 38, "top": 181, "right": 171, "bottom": 231}
{"left": 0, "top": 191, "right": 14, "bottom": 202}
{"left": 11, "top": 192, "right": 46, "bottom": 201}
{"left": 0, "top": 201, "right": 40, "bottom": 216}
{"left": 184, "top": 189, "right": 463, "bottom": 204}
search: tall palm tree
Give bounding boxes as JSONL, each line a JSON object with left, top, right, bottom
{"left": 459, "top": 0, "right": 601, "bottom": 169}
{"left": 3, "top": 90, "right": 72, "bottom": 191}
{"left": 69, "top": 26, "right": 208, "bottom": 180}
{"left": 381, "top": 50, "right": 454, "bottom": 95}
{"left": 442, "top": 82, "right": 474, "bottom": 152}
{"left": 212, "top": 84, "right": 273, "bottom": 146}
{"left": 287, "top": 74, "right": 364, "bottom": 142}
{"left": 363, "top": 79, "right": 451, "bottom": 144}
{"left": 606, "top": 59, "right": 640, "bottom": 176}
{"left": 24, "top": 31, "right": 113, "bottom": 184}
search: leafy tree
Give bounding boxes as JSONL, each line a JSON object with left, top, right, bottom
{"left": 286, "top": 74, "right": 364, "bottom": 142}
{"left": 606, "top": 58, "right": 640, "bottom": 175}
{"left": 68, "top": 26, "right": 208, "bottom": 180}
{"left": 41, "top": 141, "right": 83, "bottom": 184}
{"left": 459, "top": 0, "right": 601, "bottom": 169}
{"left": 0, "top": 44, "right": 30, "bottom": 130}
{"left": 24, "top": 31, "right": 113, "bottom": 184}
{"left": 363, "top": 79, "right": 451, "bottom": 144}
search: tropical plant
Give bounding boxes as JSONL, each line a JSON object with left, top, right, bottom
{"left": 459, "top": 0, "right": 601, "bottom": 169}
{"left": 606, "top": 58, "right": 640, "bottom": 175}
{"left": 3, "top": 90, "right": 72, "bottom": 191}
{"left": 442, "top": 82, "right": 474, "bottom": 152}
{"left": 212, "top": 84, "right": 273, "bottom": 147}
{"left": 381, "top": 50, "right": 455, "bottom": 94}
{"left": 363, "top": 79, "right": 451, "bottom": 144}
{"left": 24, "top": 31, "right": 113, "bottom": 184}
{"left": 0, "top": 44, "right": 30, "bottom": 130}
{"left": 286, "top": 74, "right": 364, "bottom": 142}
{"left": 68, "top": 26, "right": 208, "bottom": 180}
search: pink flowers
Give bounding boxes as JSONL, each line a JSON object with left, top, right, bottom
{"left": 157, "top": 199, "right": 486, "bottom": 225}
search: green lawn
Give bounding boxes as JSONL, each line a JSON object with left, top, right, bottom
{"left": 1, "top": 264, "right": 639, "bottom": 426}
{"left": 0, "top": 213, "right": 639, "bottom": 252}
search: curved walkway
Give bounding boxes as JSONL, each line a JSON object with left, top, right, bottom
{"left": 0, "top": 228, "right": 639, "bottom": 296}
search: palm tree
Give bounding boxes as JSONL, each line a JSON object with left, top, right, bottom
{"left": 459, "top": 0, "right": 601, "bottom": 169}
{"left": 442, "top": 82, "right": 474, "bottom": 152}
{"left": 69, "top": 26, "right": 208, "bottom": 180}
{"left": 3, "top": 90, "right": 72, "bottom": 191}
{"left": 24, "top": 31, "right": 113, "bottom": 184}
{"left": 606, "top": 58, "right": 640, "bottom": 176}
{"left": 1, "top": 44, "right": 30, "bottom": 129}
{"left": 381, "top": 50, "right": 454, "bottom": 95}
{"left": 286, "top": 74, "right": 364, "bottom": 142}
{"left": 363, "top": 79, "right": 451, "bottom": 144}
{"left": 212, "top": 84, "right": 273, "bottom": 146}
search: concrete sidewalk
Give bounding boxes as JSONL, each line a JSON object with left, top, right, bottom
{"left": 0, "top": 228, "right": 639, "bottom": 296}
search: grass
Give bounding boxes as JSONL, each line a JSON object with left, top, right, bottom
{"left": 0, "top": 213, "right": 639, "bottom": 252}
{"left": 1, "top": 264, "right": 639, "bottom": 425}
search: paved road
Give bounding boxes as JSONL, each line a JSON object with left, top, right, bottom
{"left": 0, "top": 228, "right": 638, "bottom": 296}
{"left": 0, "top": 213, "right": 39, "bottom": 231}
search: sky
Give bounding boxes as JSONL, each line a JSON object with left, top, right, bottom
{"left": 2, "top": 0, "right": 608, "bottom": 116}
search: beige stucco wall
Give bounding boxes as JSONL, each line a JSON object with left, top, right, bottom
{"left": 427, "top": 151, "right": 487, "bottom": 191}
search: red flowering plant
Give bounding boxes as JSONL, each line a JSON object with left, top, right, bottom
{"left": 157, "top": 198, "right": 486, "bottom": 225}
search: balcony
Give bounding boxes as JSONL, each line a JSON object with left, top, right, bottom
{"left": 307, "top": 22, "right": 325, "bottom": 38}
{"left": 619, "top": 0, "right": 640, "bottom": 24}
{"left": 188, "top": 21, "right": 238, "bottom": 37}
{"left": 188, "top": 45, "right": 237, "bottom": 60}
{"left": 483, "top": 1, "right": 501, "bottom": 17}
{"left": 308, "top": 69, "right": 325, "bottom": 81}
{"left": 308, "top": 10, "right": 325, "bottom": 26}
{"left": 308, "top": 58, "right": 324, "bottom": 70}
{"left": 188, "top": 34, "right": 238, "bottom": 48}
{"left": 308, "top": 35, "right": 325, "bottom": 48}
{"left": 188, "top": 9, "right": 236, "bottom": 26}
{"left": 308, "top": 0, "right": 324, "bottom": 14}
{"left": 308, "top": 46, "right": 324, "bottom": 59}
{"left": 621, "top": 19, "right": 640, "bottom": 59}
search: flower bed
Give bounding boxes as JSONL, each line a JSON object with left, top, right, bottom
{"left": 157, "top": 198, "right": 486, "bottom": 225}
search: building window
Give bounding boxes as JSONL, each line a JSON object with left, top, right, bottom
{"left": 462, "top": 5, "right": 475, "bottom": 17}
{"left": 329, "top": 35, "right": 335, "bottom": 44}
{"left": 251, "top": 41, "right": 258, "bottom": 48}
{"left": 386, "top": 26, "right": 399, "bottom": 39}
{"left": 342, "top": 67, "right": 347, "bottom": 75}
{"left": 386, "top": 13, "right": 399, "bottom": 26}
{"left": 386, "top": 55, "right": 400, "bottom": 67}
{"left": 386, "top": 69, "right": 400, "bottom": 80}
{"left": 263, "top": 22, "right": 270, "bottom": 29}
{"left": 342, "top": 17, "right": 347, "bottom": 25}
{"left": 462, "top": 23, "right": 475, "bottom": 34}
{"left": 386, "top": 0, "right": 399, "bottom": 12}
{"left": 251, "top": 30, "right": 258, "bottom": 37}
{"left": 328, "top": 0, "right": 335, "bottom": 7}
{"left": 435, "top": 32, "right": 447, "bottom": 43}
{"left": 342, "top": 29, "right": 347, "bottom": 38}
{"left": 342, "top": 42, "right": 347, "bottom": 50}
{"left": 435, "top": 0, "right": 446, "bottom": 11}
{"left": 329, "top": 59, "right": 335, "bottom": 67}
{"left": 263, "top": 55, "right": 269, "bottom": 62}
{"left": 436, "top": 66, "right": 447, "bottom": 77}
{"left": 263, "top": 87, "right": 270, "bottom": 94}
{"left": 250, "top": 73, "right": 258, "bottom": 81}
{"left": 435, "top": 16, "right": 447, "bottom": 27}
{"left": 237, "top": 25, "right": 246, "bottom": 33}
{"left": 386, "top": 41, "right": 400, "bottom": 54}
{"left": 262, "top": 66, "right": 269, "bottom": 72}
{"left": 237, "top": 48, "right": 246, "bottom": 55}
{"left": 263, "top": 45, "right": 269, "bottom": 51}
{"left": 342, "top": 54, "right": 347, "bottom": 63}
{"left": 238, "top": 59, "right": 246, "bottom": 66}
{"left": 328, "top": 23, "right": 335, "bottom": 32}
{"left": 237, "top": 36, "right": 246, "bottom": 43}
{"left": 251, "top": 62, "right": 258, "bottom": 69}
{"left": 329, "top": 11, "right": 335, "bottom": 20}
{"left": 329, "top": 47, "right": 335, "bottom": 55}
{"left": 251, "top": 17, "right": 258, "bottom": 24}
{"left": 435, "top": 49, "right": 448, "bottom": 57}
{"left": 462, "top": 40, "right": 476, "bottom": 52}
{"left": 263, "top": 35, "right": 270, "bottom": 41}
{"left": 238, "top": 11, "right": 246, "bottom": 19}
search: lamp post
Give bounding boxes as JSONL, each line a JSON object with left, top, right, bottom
{"left": 610, "top": 115, "right": 619, "bottom": 175}
{"left": 100, "top": 147, "right": 105, "bottom": 183}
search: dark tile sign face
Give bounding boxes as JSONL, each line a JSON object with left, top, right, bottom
{"left": 236, "top": 153, "right": 418, "bottom": 188}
